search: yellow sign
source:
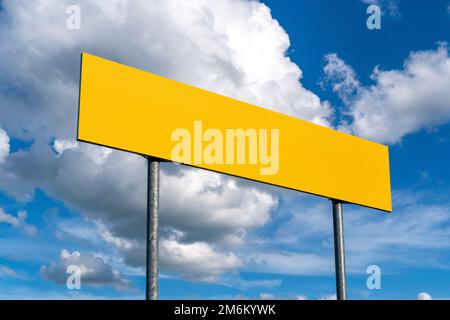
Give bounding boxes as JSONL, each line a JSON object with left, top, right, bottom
{"left": 78, "top": 53, "right": 392, "bottom": 212}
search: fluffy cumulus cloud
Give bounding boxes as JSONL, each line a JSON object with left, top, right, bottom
{"left": 0, "top": 208, "right": 37, "bottom": 235}
{"left": 160, "top": 236, "right": 242, "bottom": 282}
{"left": 53, "top": 139, "right": 78, "bottom": 156}
{"left": 0, "top": 128, "right": 9, "bottom": 164}
{"left": 417, "top": 292, "right": 432, "bottom": 300}
{"left": 0, "top": 0, "right": 330, "bottom": 144}
{"left": 323, "top": 44, "right": 450, "bottom": 144}
{"left": 40, "top": 249, "right": 129, "bottom": 289}
{"left": 0, "top": 0, "right": 310, "bottom": 283}
{"left": 321, "top": 53, "right": 360, "bottom": 103}
{"left": 160, "top": 169, "right": 277, "bottom": 245}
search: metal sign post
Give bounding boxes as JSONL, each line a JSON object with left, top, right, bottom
{"left": 331, "top": 200, "right": 347, "bottom": 300}
{"left": 146, "top": 156, "right": 160, "bottom": 300}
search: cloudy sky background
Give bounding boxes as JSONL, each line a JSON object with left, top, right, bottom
{"left": 0, "top": 0, "right": 449, "bottom": 299}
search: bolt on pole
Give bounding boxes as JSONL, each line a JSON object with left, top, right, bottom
{"left": 146, "top": 157, "right": 160, "bottom": 300}
{"left": 332, "top": 199, "right": 347, "bottom": 300}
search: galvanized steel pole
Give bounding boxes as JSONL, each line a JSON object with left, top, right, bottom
{"left": 146, "top": 157, "right": 160, "bottom": 300}
{"left": 332, "top": 200, "right": 347, "bottom": 300}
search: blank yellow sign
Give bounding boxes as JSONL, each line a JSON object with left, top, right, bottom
{"left": 78, "top": 53, "right": 392, "bottom": 212}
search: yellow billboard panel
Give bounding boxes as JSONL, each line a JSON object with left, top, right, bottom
{"left": 78, "top": 53, "right": 392, "bottom": 212}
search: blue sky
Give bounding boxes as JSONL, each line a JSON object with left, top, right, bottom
{"left": 0, "top": 0, "right": 450, "bottom": 300}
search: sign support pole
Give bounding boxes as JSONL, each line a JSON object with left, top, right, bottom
{"left": 331, "top": 199, "right": 347, "bottom": 300}
{"left": 146, "top": 156, "right": 160, "bottom": 300}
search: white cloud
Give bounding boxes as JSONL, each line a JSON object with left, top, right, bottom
{"left": 247, "top": 251, "right": 333, "bottom": 275}
{"left": 160, "top": 237, "right": 242, "bottom": 282}
{"left": 0, "top": 127, "right": 9, "bottom": 164}
{"left": 259, "top": 292, "right": 277, "bottom": 300}
{"left": 0, "top": 0, "right": 327, "bottom": 282}
{"left": 248, "top": 290, "right": 328, "bottom": 301}
{"left": 0, "top": 208, "right": 37, "bottom": 236}
{"left": 417, "top": 292, "right": 432, "bottom": 300}
{"left": 98, "top": 223, "right": 137, "bottom": 251}
{"left": 319, "top": 294, "right": 337, "bottom": 300}
{"left": 321, "top": 53, "right": 360, "bottom": 103}
{"left": 52, "top": 139, "right": 78, "bottom": 156}
{"left": 346, "top": 200, "right": 450, "bottom": 256}
{"left": 269, "top": 190, "right": 450, "bottom": 274}
{"left": 233, "top": 292, "right": 309, "bottom": 300}
{"left": 40, "top": 249, "right": 129, "bottom": 289}
{"left": 259, "top": 292, "right": 310, "bottom": 300}
{"left": 0, "top": 140, "right": 277, "bottom": 281}
{"left": 324, "top": 45, "right": 450, "bottom": 144}
{"left": 160, "top": 168, "right": 278, "bottom": 245}
{"left": 0, "top": 0, "right": 331, "bottom": 143}
{"left": 0, "top": 265, "right": 17, "bottom": 278}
